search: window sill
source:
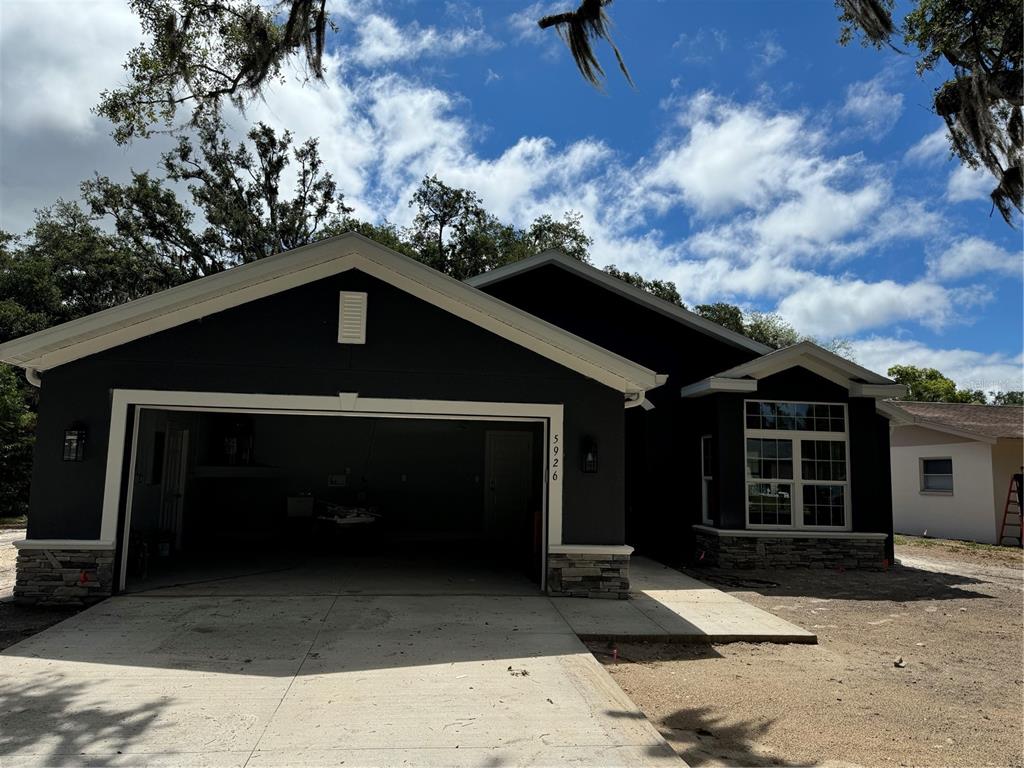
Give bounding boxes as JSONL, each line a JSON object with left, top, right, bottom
{"left": 693, "top": 525, "right": 887, "bottom": 540}
{"left": 919, "top": 490, "right": 954, "bottom": 496}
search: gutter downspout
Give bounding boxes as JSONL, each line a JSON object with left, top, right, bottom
{"left": 25, "top": 367, "right": 42, "bottom": 388}
{"left": 625, "top": 392, "right": 655, "bottom": 410}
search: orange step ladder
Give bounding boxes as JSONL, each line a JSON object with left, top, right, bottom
{"left": 998, "top": 470, "right": 1023, "bottom": 547}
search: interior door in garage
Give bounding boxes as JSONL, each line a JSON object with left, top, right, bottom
{"left": 484, "top": 430, "right": 534, "bottom": 544}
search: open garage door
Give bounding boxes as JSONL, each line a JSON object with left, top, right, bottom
{"left": 121, "top": 406, "right": 547, "bottom": 593}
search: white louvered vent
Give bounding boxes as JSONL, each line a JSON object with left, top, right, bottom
{"left": 338, "top": 291, "right": 367, "bottom": 344}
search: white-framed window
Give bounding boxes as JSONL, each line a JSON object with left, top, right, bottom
{"left": 743, "top": 400, "right": 851, "bottom": 531}
{"left": 920, "top": 457, "right": 953, "bottom": 494}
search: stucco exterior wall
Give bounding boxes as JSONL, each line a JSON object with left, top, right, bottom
{"left": 991, "top": 438, "right": 1024, "bottom": 542}
{"left": 891, "top": 425, "right": 997, "bottom": 543}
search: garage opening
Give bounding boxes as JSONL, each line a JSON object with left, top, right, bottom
{"left": 122, "top": 407, "right": 546, "bottom": 593}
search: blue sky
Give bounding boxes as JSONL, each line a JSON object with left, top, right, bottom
{"left": 0, "top": 0, "right": 1021, "bottom": 390}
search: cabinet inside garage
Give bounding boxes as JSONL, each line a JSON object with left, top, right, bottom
{"left": 124, "top": 407, "right": 545, "bottom": 590}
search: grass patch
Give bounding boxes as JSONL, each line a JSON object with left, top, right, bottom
{"left": 0, "top": 515, "right": 27, "bottom": 529}
{"left": 896, "top": 534, "right": 997, "bottom": 551}
{"left": 896, "top": 533, "right": 1022, "bottom": 563}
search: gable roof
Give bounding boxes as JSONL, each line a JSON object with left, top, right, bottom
{"left": 881, "top": 400, "right": 1023, "bottom": 442}
{"left": 465, "top": 250, "right": 772, "bottom": 355}
{"left": 0, "top": 233, "right": 664, "bottom": 396}
{"left": 679, "top": 340, "right": 905, "bottom": 399}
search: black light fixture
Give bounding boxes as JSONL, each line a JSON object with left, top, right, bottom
{"left": 581, "top": 437, "right": 598, "bottom": 473}
{"left": 63, "top": 424, "right": 86, "bottom": 462}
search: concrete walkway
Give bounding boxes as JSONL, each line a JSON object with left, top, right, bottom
{"left": 0, "top": 589, "right": 682, "bottom": 767}
{"left": 553, "top": 557, "right": 817, "bottom": 644}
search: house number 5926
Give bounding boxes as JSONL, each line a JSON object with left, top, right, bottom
{"left": 551, "top": 433, "right": 560, "bottom": 481}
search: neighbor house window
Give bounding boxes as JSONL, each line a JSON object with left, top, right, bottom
{"left": 744, "top": 400, "right": 850, "bottom": 530}
{"left": 920, "top": 458, "right": 953, "bottom": 493}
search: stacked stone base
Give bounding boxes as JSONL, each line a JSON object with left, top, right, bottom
{"left": 14, "top": 547, "right": 115, "bottom": 605}
{"left": 547, "top": 552, "right": 630, "bottom": 598}
{"left": 695, "top": 529, "right": 887, "bottom": 571}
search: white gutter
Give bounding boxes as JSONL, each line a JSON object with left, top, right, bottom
{"left": 25, "top": 368, "right": 41, "bottom": 388}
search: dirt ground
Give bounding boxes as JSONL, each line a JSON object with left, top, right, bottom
{"left": 591, "top": 539, "right": 1024, "bottom": 768}
{"left": 0, "top": 529, "right": 81, "bottom": 651}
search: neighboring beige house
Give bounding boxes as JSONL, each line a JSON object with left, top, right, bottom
{"left": 882, "top": 402, "right": 1023, "bottom": 545}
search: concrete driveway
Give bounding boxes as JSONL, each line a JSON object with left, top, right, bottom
{"left": 1, "top": 569, "right": 681, "bottom": 766}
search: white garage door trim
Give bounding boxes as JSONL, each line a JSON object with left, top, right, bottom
{"left": 104, "top": 389, "right": 564, "bottom": 592}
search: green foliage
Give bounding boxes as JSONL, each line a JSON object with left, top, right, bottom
{"left": 744, "top": 311, "right": 803, "bottom": 350}
{"left": 522, "top": 212, "right": 593, "bottom": 264}
{"left": 0, "top": 203, "right": 181, "bottom": 344}
{"left": 887, "top": 364, "right": 988, "bottom": 402}
{"left": 991, "top": 390, "right": 1024, "bottom": 405}
{"left": 694, "top": 303, "right": 745, "bottom": 334}
{"left": 839, "top": 0, "right": 1022, "bottom": 223}
{"left": 0, "top": 363, "right": 35, "bottom": 517}
{"left": 399, "top": 175, "right": 594, "bottom": 280}
{"left": 98, "top": 0, "right": 330, "bottom": 144}
{"left": 602, "top": 266, "right": 683, "bottom": 306}
{"left": 537, "top": 0, "right": 633, "bottom": 89}
{"left": 83, "top": 116, "right": 352, "bottom": 274}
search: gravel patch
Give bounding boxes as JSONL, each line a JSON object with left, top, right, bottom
{"left": 593, "top": 541, "right": 1023, "bottom": 767}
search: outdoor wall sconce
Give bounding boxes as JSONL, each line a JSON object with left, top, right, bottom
{"left": 62, "top": 425, "right": 86, "bottom": 462}
{"left": 581, "top": 438, "right": 598, "bottom": 474}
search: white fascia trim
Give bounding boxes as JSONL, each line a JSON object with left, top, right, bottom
{"left": 466, "top": 251, "right": 772, "bottom": 355}
{"left": 715, "top": 340, "right": 896, "bottom": 388}
{"left": 849, "top": 383, "right": 908, "bottom": 399}
{"left": 549, "top": 544, "right": 635, "bottom": 556}
{"left": 14, "top": 539, "right": 116, "bottom": 550}
{"left": 692, "top": 525, "right": 888, "bottom": 540}
{"left": 0, "top": 233, "right": 662, "bottom": 396}
{"left": 680, "top": 377, "right": 759, "bottom": 398}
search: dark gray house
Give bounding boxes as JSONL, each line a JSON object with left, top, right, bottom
{"left": 1, "top": 234, "right": 902, "bottom": 605}
{"left": 469, "top": 251, "right": 903, "bottom": 570}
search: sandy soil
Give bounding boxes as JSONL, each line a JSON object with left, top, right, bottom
{"left": 592, "top": 541, "right": 1024, "bottom": 768}
{"left": 0, "top": 530, "right": 81, "bottom": 651}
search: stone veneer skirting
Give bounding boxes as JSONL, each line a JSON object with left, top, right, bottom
{"left": 14, "top": 545, "right": 116, "bottom": 605}
{"left": 547, "top": 546, "right": 631, "bottom": 598}
{"left": 693, "top": 526, "right": 888, "bottom": 571}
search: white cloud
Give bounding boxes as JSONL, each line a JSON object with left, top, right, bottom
{"left": 645, "top": 93, "right": 825, "bottom": 217}
{"left": 841, "top": 72, "right": 904, "bottom": 137}
{"left": 508, "top": 2, "right": 560, "bottom": 44}
{"left": 904, "top": 126, "right": 949, "bottom": 164}
{"left": 775, "top": 277, "right": 964, "bottom": 338}
{"left": 947, "top": 164, "right": 993, "bottom": 203}
{"left": 927, "top": 237, "right": 1022, "bottom": 281}
{"left": 0, "top": 1, "right": 142, "bottom": 135}
{"left": 644, "top": 92, "right": 931, "bottom": 270}
{"left": 850, "top": 337, "right": 1024, "bottom": 393}
{"left": 673, "top": 28, "right": 728, "bottom": 64}
{"left": 750, "top": 32, "right": 785, "bottom": 69}
{"left": 349, "top": 14, "right": 498, "bottom": 67}
{"left": 0, "top": 6, "right": 1003, "bottom": 353}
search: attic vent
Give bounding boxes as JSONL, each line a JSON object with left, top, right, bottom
{"left": 338, "top": 291, "right": 367, "bottom": 344}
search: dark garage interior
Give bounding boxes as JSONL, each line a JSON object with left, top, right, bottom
{"left": 123, "top": 408, "right": 545, "bottom": 591}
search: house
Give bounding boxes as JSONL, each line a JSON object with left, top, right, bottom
{"left": 1, "top": 235, "right": 903, "bottom": 605}
{"left": 882, "top": 401, "right": 1024, "bottom": 545}
{"left": 470, "top": 251, "right": 903, "bottom": 569}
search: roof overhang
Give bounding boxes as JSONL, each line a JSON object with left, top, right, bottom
{"left": 679, "top": 377, "right": 759, "bottom": 398}
{"left": 679, "top": 340, "right": 905, "bottom": 400}
{"left": 877, "top": 402, "right": 999, "bottom": 443}
{"left": 466, "top": 250, "right": 772, "bottom": 356}
{"left": 0, "top": 233, "right": 664, "bottom": 397}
